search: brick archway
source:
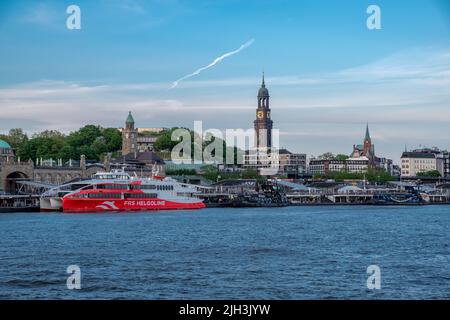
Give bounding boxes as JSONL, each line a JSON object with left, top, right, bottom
{"left": 0, "top": 163, "right": 34, "bottom": 193}
{"left": 4, "top": 171, "right": 30, "bottom": 194}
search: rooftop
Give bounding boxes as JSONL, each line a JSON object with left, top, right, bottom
{"left": 401, "top": 152, "right": 436, "bottom": 159}
{"left": 126, "top": 111, "right": 135, "bottom": 124}
{"left": 0, "top": 139, "right": 12, "bottom": 149}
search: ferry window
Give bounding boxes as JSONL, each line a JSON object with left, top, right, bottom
{"left": 138, "top": 185, "right": 156, "bottom": 190}
{"left": 87, "top": 193, "right": 122, "bottom": 198}
{"left": 125, "top": 193, "right": 157, "bottom": 199}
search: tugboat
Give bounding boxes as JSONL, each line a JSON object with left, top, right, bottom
{"left": 202, "top": 180, "right": 289, "bottom": 208}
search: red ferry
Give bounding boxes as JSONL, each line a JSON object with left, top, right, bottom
{"left": 62, "top": 175, "right": 205, "bottom": 213}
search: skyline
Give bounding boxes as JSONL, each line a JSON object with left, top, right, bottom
{"left": 0, "top": 0, "right": 450, "bottom": 160}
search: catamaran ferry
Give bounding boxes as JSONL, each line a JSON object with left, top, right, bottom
{"left": 40, "top": 170, "right": 133, "bottom": 211}
{"left": 61, "top": 173, "right": 205, "bottom": 212}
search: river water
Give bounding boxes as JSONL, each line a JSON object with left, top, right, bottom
{"left": 0, "top": 206, "right": 449, "bottom": 299}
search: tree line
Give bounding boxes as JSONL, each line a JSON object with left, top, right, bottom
{"left": 0, "top": 126, "right": 243, "bottom": 164}
{"left": 0, "top": 126, "right": 122, "bottom": 162}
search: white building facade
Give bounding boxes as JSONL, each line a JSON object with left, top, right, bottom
{"left": 308, "top": 156, "right": 369, "bottom": 176}
{"left": 400, "top": 152, "right": 437, "bottom": 177}
{"left": 243, "top": 149, "right": 307, "bottom": 177}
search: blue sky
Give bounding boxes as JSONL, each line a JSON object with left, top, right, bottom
{"left": 0, "top": 0, "right": 449, "bottom": 161}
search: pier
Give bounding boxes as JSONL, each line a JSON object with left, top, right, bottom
{"left": 0, "top": 195, "right": 40, "bottom": 213}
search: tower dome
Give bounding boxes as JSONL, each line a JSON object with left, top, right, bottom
{"left": 0, "top": 139, "right": 12, "bottom": 149}
{"left": 126, "top": 111, "right": 135, "bottom": 124}
{"left": 0, "top": 138, "right": 13, "bottom": 159}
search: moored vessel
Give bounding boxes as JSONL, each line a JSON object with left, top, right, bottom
{"left": 40, "top": 170, "right": 133, "bottom": 211}
{"left": 62, "top": 175, "right": 205, "bottom": 212}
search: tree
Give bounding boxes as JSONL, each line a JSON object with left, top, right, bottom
{"left": 5, "top": 128, "right": 28, "bottom": 149}
{"left": 15, "top": 125, "right": 123, "bottom": 162}
{"left": 417, "top": 170, "right": 441, "bottom": 177}
{"left": 318, "top": 152, "right": 335, "bottom": 160}
{"left": 335, "top": 154, "right": 349, "bottom": 161}
{"left": 154, "top": 128, "right": 182, "bottom": 152}
{"left": 314, "top": 167, "right": 395, "bottom": 183}
{"left": 166, "top": 169, "right": 197, "bottom": 176}
{"left": 0, "top": 134, "right": 10, "bottom": 145}
{"left": 102, "top": 128, "right": 122, "bottom": 151}
{"left": 32, "top": 130, "right": 65, "bottom": 140}
{"left": 58, "top": 145, "right": 78, "bottom": 161}
{"left": 91, "top": 136, "right": 108, "bottom": 157}
{"left": 67, "top": 125, "right": 103, "bottom": 148}
{"left": 17, "top": 136, "right": 65, "bottom": 161}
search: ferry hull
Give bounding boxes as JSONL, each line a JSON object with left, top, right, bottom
{"left": 62, "top": 198, "right": 205, "bottom": 213}
{"left": 40, "top": 197, "right": 63, "bottom": 211}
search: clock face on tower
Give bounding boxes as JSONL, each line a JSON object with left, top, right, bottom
{"left": 257, "top": 111, "right": 264, "bottom": 119}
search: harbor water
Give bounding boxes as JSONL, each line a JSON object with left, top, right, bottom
{"left": 0, "top": 206, "right": 449, "bottom": 299}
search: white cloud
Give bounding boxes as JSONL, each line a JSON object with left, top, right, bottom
{"left": 19, "top": 3, "right": 59, "bottom": 28}
{"left": 1, "top": 46, "right": 450, "bottom": 160}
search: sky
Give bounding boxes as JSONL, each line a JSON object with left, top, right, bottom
{"left": 0, "top": 0, "right": 449, "bottom": 162}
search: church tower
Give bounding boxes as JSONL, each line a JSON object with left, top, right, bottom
{"left": 254, "top": 73, "right": 273, "bottom": 149}
{"left": 122, "top": 111, "right": 138, "bottom": 155}
{"left": 363, "top": 123, "right": 372, "bottom": 157}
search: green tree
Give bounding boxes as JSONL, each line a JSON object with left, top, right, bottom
{"left": 154, "top": 128, "right": 183, "bottom": 151}
{"left": 102, "top": 127, "right": 122, "bottom": 151}
{"left": 5, "top": 128, "right": 28, "bottom": 149}
{"left": 417, "top": 170, "right": 441, "bottom": 177}
{"left": 318, "top": 152, "right": 335, "bottom": 160}
{"left": 58, "top": 145, "right": 78, "bottom": 161}
{"left": 17, "top": 136, "right": 65, "bottom": 161}
{"left": 320, "top": 168, "right": 395, "bottom": 183}
{"left": 32, "top": 130, "right": 65, "bottom": 141}
{"left": 166, "top": 169, "right": 197, "bottom": 176}
{"left": 67, "top": 125, "right": 103, "bottom": 148}
{"left": 335, "top": 154, "right": 349, "bottom": 161}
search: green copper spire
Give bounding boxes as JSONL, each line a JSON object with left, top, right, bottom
{"left": 126, "top": 111, "right": 135, "bottom": 124}
{"left": 365, "top": 123, "right": 371, "bottom": 142}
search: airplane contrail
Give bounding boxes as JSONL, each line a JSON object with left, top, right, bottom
{"left": 170, "top": 38, "right": 255, "bottom": 89}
